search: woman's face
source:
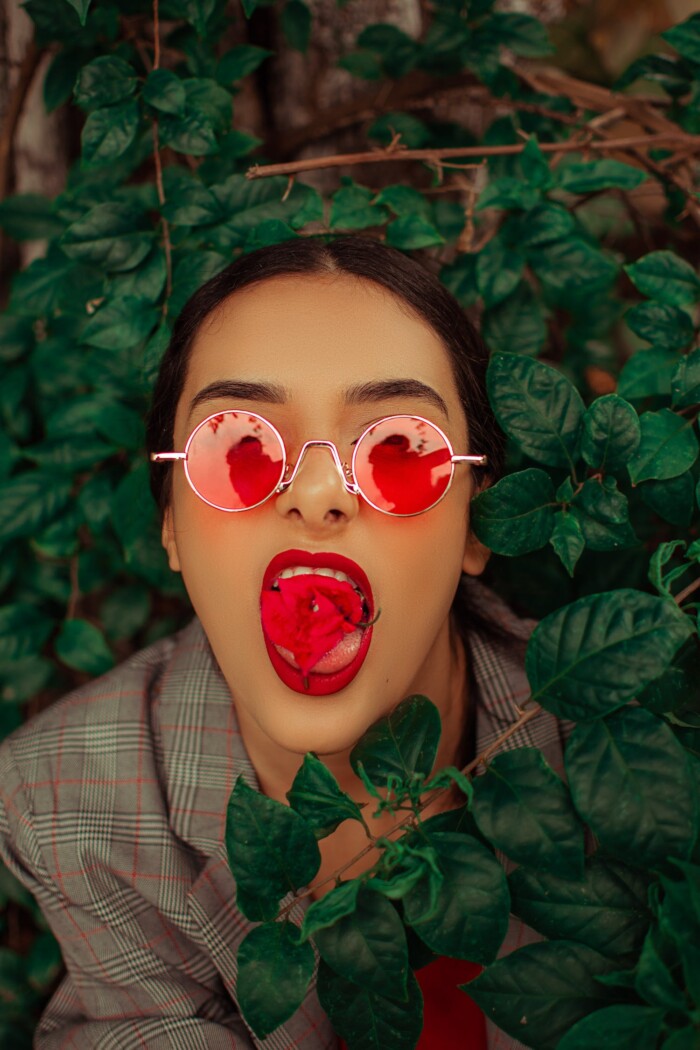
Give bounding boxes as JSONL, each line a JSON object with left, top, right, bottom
{"left": 161, "top": 273, "right": 490, "bottom": 759}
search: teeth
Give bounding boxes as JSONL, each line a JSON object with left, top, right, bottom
{"left": 275, "top": 565, "right": 362, "bottom": 592}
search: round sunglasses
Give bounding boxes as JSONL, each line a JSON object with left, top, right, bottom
{"left": 151, "top": 410, "right": 488, "bottom": 517}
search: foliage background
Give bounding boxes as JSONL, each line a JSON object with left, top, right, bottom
{"left": 0, "top": 0, "right": 699, "bottom": 1046}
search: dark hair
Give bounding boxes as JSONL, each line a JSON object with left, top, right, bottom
{"left": 146, "top": 236, "right": 528, "bottom": 764}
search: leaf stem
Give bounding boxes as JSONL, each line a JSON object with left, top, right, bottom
{"left": 675, "top": 575, "right": 700, "bottom": 607}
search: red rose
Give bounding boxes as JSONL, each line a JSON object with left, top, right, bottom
{"left": 261, "top": 575, "right": 365, "bottom": 675}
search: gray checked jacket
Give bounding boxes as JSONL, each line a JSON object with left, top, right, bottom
{"left": 0, "top": 581, "right": 568, "bottom": 1049}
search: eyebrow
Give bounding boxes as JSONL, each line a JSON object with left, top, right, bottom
{"left": 188, "top": 378, "right": 450, "bottom": 419}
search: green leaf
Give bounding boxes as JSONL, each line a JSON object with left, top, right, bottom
{"left": 74, "top": 56, "right": 137, "bottom": 110}
{"left": 236, "top": 921, "right": 314, "bottom": 1038}
{"left": 316, "top": 959, "right": 423, "bottom": 1050}
{"left": 366, "top": 111, "right": 429, "bottom": 149}
{"left": 349, "top": 695, "right": 441, "bottom": 789}
{"left": 504, "top": 203, "right": 575, "bottom": 247}
{"left": 357, "top": 23, "right": 421, "bottom": 78}
{"left": 625, "top": 301, "right": 694, "bottom": 351}
{"left": 559, "top": 159, "right": 647, "bottom": 193}
{"left": 468, "top": 941, "right": 618, "bottom": 1049}
{"left": 617, "top": 348, "right": 681, "bottom": 400}
{"left": 0, "top": 315, "right": 34, "bottom": 362}
{"left": 80, "top": 296, "right": 157, "bottom": 350}
{"left": 520, "top": 137, "right": 553, "bottom": 189}
{"left": 111, "top": 462, "right": 156, "bottom": 553}
{"left": 671, "top": 347, "right": 700, "bottom": 409}
{"left": 286, "top": 753, "right": 366, "bottom": 838}
{"left": 440, "top": 253, "right": 478, "bottom": 307}
{"left": 330, "top": 182, "right": 386, "bottom": 231}
{"left": 225, "top": 775, "right": 320, "bottom": 920}
{"left": 95, "top": 402, "right": 145, "bottom": 451}
{"left": 627, "top": 408, "right": 699, "bottom": 484}
{"left": 486, "top": 352, "right": 585, "bottom": 469}
{"left": 373, "top": 185, "right": 430, "bottom": 220}
{"left": 472, "top": 748, "right": 584, "bottom": 877}
{"left": 159, "top": 111, "right": 218, "bottom": 156}
{"left": 300, "top": 879, "right": 362, "bottom": 941}
{"left": 625, "top": 251, "right": 700, "bottom": 307}
{"left": 337, "top": 49, "right": 383, "bottom": 80}
{"left": 648, "top": 539, "right": 692, "bottom": 603}
{"left": 64, "top": 0, "right": 92, "bottom": 26}
{"left": 509, "top": 856, "right": 652, "bottom": 962}
{"left": 385, "top": 214, "right": 444, "bottom": 250}
{"left": 635, "top": 926, "right": 688, "bottom": 1012}
{"left": 0, "top": 473, "right": 72, "bottom": 543}
{"left": 470, "top": 467, "right": 556, "bottom": 556}
{"left": 526, "top": 589, "right": 694, "bottom": 721}
{"left": 55, "top": 619, "right": 115, "bottom": 675}
{"left": 81, "top": 100, "right": 140, "bottom": 169}
{"left": 314, "top": 886, "right": 409, "bottom": 1000}
{"left": 476, "top": 236, "right": 524, "bottom": 307}
{"left": 662, "top": 16, "right": 700, "bottom": 64}
{"left": 616, "top": 53, "right": 691, "bottom": 95}
{"left": 476, "top": 177, "right": 539, "bottom": 212}
{"left": 482, "top": 282, "right": 547, "bottom": 357}
{"left": 486, "top": 12, "right": 553, "bottom": 57}
{"left": 142, "top": 69, "right": 186, "bottom": 116}
{"left": 0, "top": 656, "right": 53, "bottom": 704}
{"left": 640, "top": 471, "right": 696, "bottom": 527}
{"left": 25, "top": 436, "right": 113, "bottom": 473}
{"left": 566, "top": 707, "right": 699, "bottom": 866}
{"left": 208, "top": 176, "right": 322, "bottom": 248}
{"left": 216, "top": 45, "right": 272, "bottom": 82}
{"left": 580, "top": 394, "right": 641, "bottom": 473}
{"left": 62, "top": 203, "right": 154, "bottom": 272}
{"left": 182, "top": 78, "right": 232, "bottom": 133}
{"left": 557, "top": 1004, "right": 665, "bottom": 1050}
{"left": 549, "top": 511, "right": 585, "bottom": 577}
{"left": 281, "top": 0, "right": 311, "bottom": 53}
{"left": 168, "top": 250, "right": 228, "bottom": 316}
{"left": 0, "top": 605, "right": 53, "bottom": 662}
{"left": 100, "top": 585, "right": 151, "bottom": 641}
{"left": 529, "top": 238, "right": 618, "bottom": 307}
{"left": 570, "top": 477, "right": 638, "bottom": 552}
{"left": 403, "top": 832, "right": 509, "bottom": 963}
{"left": 0, "top": 194, "right": 63, "bottom": 241}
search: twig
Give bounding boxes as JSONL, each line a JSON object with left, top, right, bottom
{"left": 278, "top": 700, "right": 543, "bottom": 914}
{"left": 246, "top": 132, "right": 700, "bottom": 181}
{"left": 675, "top": 575, "right": 700, "bottom": 607}
{"left": 151, "top": 0, "right": 172, "bottom": 306}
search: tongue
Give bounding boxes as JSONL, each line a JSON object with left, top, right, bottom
{"left": 275, "top": 627, "right": 363, "bottom": 674}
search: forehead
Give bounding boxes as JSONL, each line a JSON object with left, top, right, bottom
{"left": 181, "top": 274, "right": 461, "bottom": 411}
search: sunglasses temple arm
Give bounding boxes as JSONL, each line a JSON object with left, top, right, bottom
{"left": 452, "top": 454, "right": 488, "bottom": 466}
{"left": 150, "top": 452, "right": 186, "bottom": 461}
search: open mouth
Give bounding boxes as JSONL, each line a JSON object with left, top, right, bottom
{"left": 260, "top": 551, "right": 376, "bottom": 696}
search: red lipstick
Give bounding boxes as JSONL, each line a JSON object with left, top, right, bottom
{"left": 260, "top": 549, "right": 376, "bottom": 696}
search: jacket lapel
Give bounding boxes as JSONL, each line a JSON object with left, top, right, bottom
{"left": 152, "top": 619, "right": 336, "bottom": 1048}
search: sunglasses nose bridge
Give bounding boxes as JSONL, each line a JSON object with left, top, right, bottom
{"left": 276, "top": 439, "right": 359, "bottom": 496}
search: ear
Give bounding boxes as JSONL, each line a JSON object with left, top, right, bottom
{"left": 161, "top": 506, "right": 182, "bottom": 572}
{"left": 462, "top": 530, "right": 491, "bottom": 577}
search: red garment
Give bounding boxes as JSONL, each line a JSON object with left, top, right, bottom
{"left": 338, "top": 955, "right": 486, "bottom": 1050}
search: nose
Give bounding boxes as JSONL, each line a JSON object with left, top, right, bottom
{"left": 274, "top": 441, "right": 360, "bottom": 528}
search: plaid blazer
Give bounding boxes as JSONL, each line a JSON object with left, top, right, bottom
{"left": 0, "top": 581, "right": 568, "bottom": 1050}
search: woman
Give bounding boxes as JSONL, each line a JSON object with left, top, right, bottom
{"left": 0, "top": 237, "right": 568, "bottom": 1049}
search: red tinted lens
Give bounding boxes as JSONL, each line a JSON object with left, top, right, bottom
{"left": 353, "top": 417, "right": 453, "bottom": 514}
{"left": 186, "top": 412, "right": 285, "bottom": 510}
